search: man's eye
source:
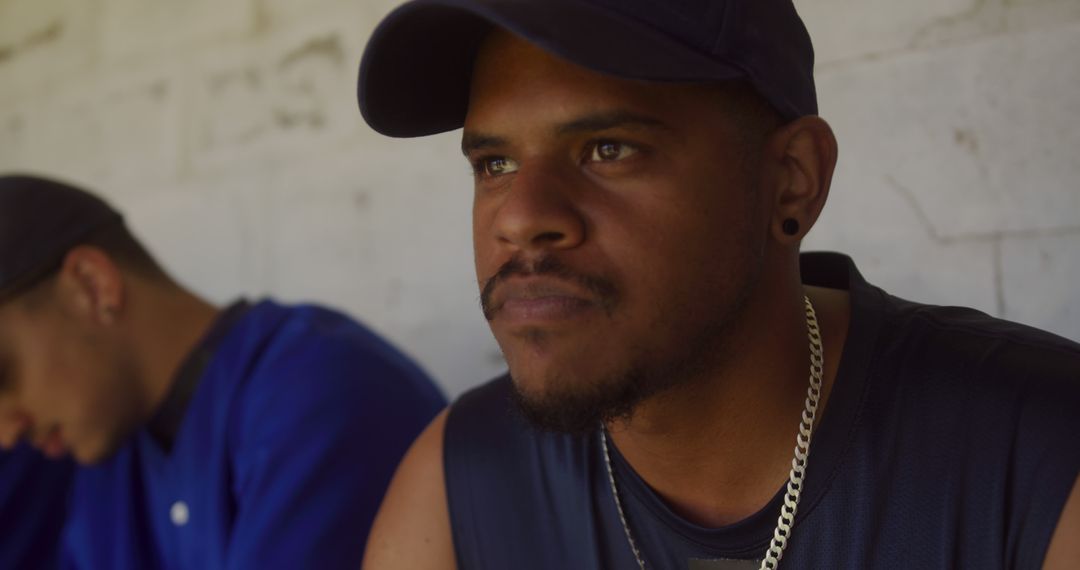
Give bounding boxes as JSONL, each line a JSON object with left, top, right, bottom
{"left": 588, "top": 141, "right": 638, "bottom": 163}
{"left": 475, "top": 156, "right": 520, "bottom": 178}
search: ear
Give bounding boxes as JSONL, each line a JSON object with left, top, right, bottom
{"left": 55, "top": 246, "right": 126, "bottom": 326}
{"left": 765, "top": 116, "right": 838, "bottom": 244}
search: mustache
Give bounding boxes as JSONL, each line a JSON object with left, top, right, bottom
{"left": 480, "top": 255, "right": 618, "bottom": 321}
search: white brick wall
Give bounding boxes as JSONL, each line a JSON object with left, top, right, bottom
{"left": 803, "top": 2, "right": 1080, "bottom": 349}
{"left": 1, "top": 1, "right": 1077, "bottom": 397}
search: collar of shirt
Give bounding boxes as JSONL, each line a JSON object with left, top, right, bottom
{"left": 146, "top": 299, "right": 252, "bottom": 451}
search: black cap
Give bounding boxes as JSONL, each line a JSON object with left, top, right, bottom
{"left": 358, "top": 0, "right": 817, "bottom": 138}
{"left": 0, "top": 175, "right": 123, "bottom": 299}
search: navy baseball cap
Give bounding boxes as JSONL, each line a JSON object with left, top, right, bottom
{"left": 0, "top": 175, "right": 123, "bottom": 300}
{"left": 359, "top": 0, "right": 817, "bottom": 138}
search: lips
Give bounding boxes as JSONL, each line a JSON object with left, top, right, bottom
{"left": 32, "top": 425, "right": 67, "bottom": 459}
{"left": 480, "top": 255, "right": 619, "bottom": 325}
{"left": 486, "top": 277, "right": 602, "bottom": 325}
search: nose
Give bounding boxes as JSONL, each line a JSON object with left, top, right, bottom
{"left": 488, "top": 163, "right": 587, "bottom": 253}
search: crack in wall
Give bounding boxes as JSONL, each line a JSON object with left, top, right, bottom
{"left": 910, "top": 0, "right": 997, "bottom": 48}
{"left": 278, "top": 34, "right": 344, "bottom": 70}
{"left": 816, "top": 0, "right": 1080, "bottom": 72}
{"left": 886, "top": 176, "right": 1080, "bottom": 245}
{"left": 887, "top": 175, "right": 1080, "bottom": 318}
{"left": 992, "top": 237, "right": 1007, "bottom": 316}
{"left": 0, "top": 20, "right": 64, "bottom": 65}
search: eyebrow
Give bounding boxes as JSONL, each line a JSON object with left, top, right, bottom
{"left": 461, "top": 133, "right": 509, "bottom": 155}
{"left": 555, "top": 111, "right": 672, "bottom": 136}
{"left": 461, "top": 110, "right": 674, "bottom": 155}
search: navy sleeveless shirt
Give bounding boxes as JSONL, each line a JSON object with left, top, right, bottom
{"left": 444, "top": 252, "right": 1080, "bottom": 569}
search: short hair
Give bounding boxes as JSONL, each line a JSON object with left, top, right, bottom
{"left": 80, "top": 222, "right": 166, "bottom": 280}
{"left": 2, "top": 222, "right": 167, "bottom": 308}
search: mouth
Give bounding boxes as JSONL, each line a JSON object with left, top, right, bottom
{"left": 32, "top": 426, "right": 67, "bottom": 459}
{"left": 481, "top": 255, "right": 618, "bottom": 327}
{"left": 490, "top": 278, "right": 602, "bottom": 325}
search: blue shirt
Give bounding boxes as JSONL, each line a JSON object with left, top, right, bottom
{"left": 0, "top": 444, "right": 72, "bottom": 569}
{"left": 444, "top": 253, "right": 1080, "bottom": 569}
{"left": 62, "top": 300, "right": 445, "bottom": 569}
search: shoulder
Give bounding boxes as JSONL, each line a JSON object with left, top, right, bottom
{"left": 245, "top": 301, "right": 435, "bottom": 383}
{"left": 444, "top": 373, "right": 591, "bottom": 467}
{"left": 865, "top": 295, "right": 1080, "bottom": 565}
{"left": 868, "top": 294, "right": 1080, "bottom": 445}
{"left": 445, "top": 375, "right": 516, "bottom": 439}
{"left": 442, "top": 376, "right": 597, "bottom": 564}
{"left": 881, "top": 293, "right": 1080, "bottom": 358}
{"left": 227, "top": 300, "right": 444, "bottom": 414}
{"left": 444, "top": 376, "right": 554, "bottom": 474}
{"left": 444, "top": 377, "right": 512, "bottom": 474}
{"left": 363, "top": 409, "right": 455, "bottom": 570}
{"left": 876, "top": 295, "right": 1080, "bottom": 396}
{"left": 222, "top": 300, "right": 445, "bottom": 465}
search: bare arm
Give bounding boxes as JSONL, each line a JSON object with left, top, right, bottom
{"left": 1043, "top": 475, "right": 1080, "bottom": 569}
{"left": 363, "top": 409, "right": 457, "bottom": 570}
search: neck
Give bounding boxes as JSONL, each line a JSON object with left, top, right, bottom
{"left": 606, "top": 283, "right": 848, "bottom": 528}
{"left": 127, "top": 280, "right": 220, "bottom": 426}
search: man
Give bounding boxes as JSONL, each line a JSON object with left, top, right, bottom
{"left": 356, "top": 1, "right": 1080, "bottom": 568}
{"left": 0, "top": 174, "right": 446, "bottom": 568}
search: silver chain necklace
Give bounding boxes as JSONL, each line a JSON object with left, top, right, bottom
{"left": 600, "top": 295, "right": 825, "bottom": 570}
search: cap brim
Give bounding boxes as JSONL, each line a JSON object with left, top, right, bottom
{"left": 359, "top": 0, "right": 747, "bottom": 138}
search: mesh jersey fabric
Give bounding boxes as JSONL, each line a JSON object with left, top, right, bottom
{"left": 444, "top": 252, "right": 1080, "bottom": 569}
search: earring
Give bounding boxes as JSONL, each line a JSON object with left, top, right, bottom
{"left": 782, "top": 218, "right": 800, "bottom": 236}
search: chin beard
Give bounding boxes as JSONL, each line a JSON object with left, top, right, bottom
{"left": 510, "top": 367, "right": 657, "bottom": 436}
{"left": 508, "top": 316, "right": 736, "bottom": 436}
{"left": 501, "top": 221, "right": 766, "bottom": 436}
{"left": 507, "top": 272, "right": 760, "bottom": 436}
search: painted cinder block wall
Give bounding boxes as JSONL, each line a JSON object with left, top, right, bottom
{"left": 1, "top": 0, "right": 1078, "bottom": 397}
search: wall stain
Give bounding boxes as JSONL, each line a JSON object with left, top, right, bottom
{"left": 271, "top": 107, "right": 325, "bottom": 129}
{"left": 278, "top": 34, "right": 345, "bottom": 70}
{"left": 954, "top": 128, "right": 979, "bottom": 155}
{"left": 0, "top": 20, "right": 64, "bottom": 65}
{"left": 24, "top": 21, "right": 64, "bottom": 48}
{"left": 208, "top": 67, "right": 262, "bottom": 93}
{"left": 252, "top": 0, "right": 272, "bottom": 37}
{"left": 910, "top": 0, "right": 994, "bottom": 49}
{"left": 202, "top": 68, "right": 266, "bottom": 147}
{"left": 148, "top": 80, "right": 169, "bottom": 101}
{"left": 270, "top": 36, "right": 344, "bottom": 131}
{"left": 353, "top": 190, "right": 371, "bottom": 211}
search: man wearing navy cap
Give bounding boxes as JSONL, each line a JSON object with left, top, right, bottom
{"left": 357, "top": 1, "right": 1080, "bottom": 568}
{"left": 0, "top": 174, "right": 446, "bottom": 568}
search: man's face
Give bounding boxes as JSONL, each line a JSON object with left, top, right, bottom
{"left": 465, "top": 32, "right": 772, "bottom": 432}
{"left": 0, "top": 288, "right": 139, "bottom": 464}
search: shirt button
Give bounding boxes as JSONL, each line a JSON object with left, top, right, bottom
{"left": 170, "top": 501, "right": 190, "bottom": 526}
